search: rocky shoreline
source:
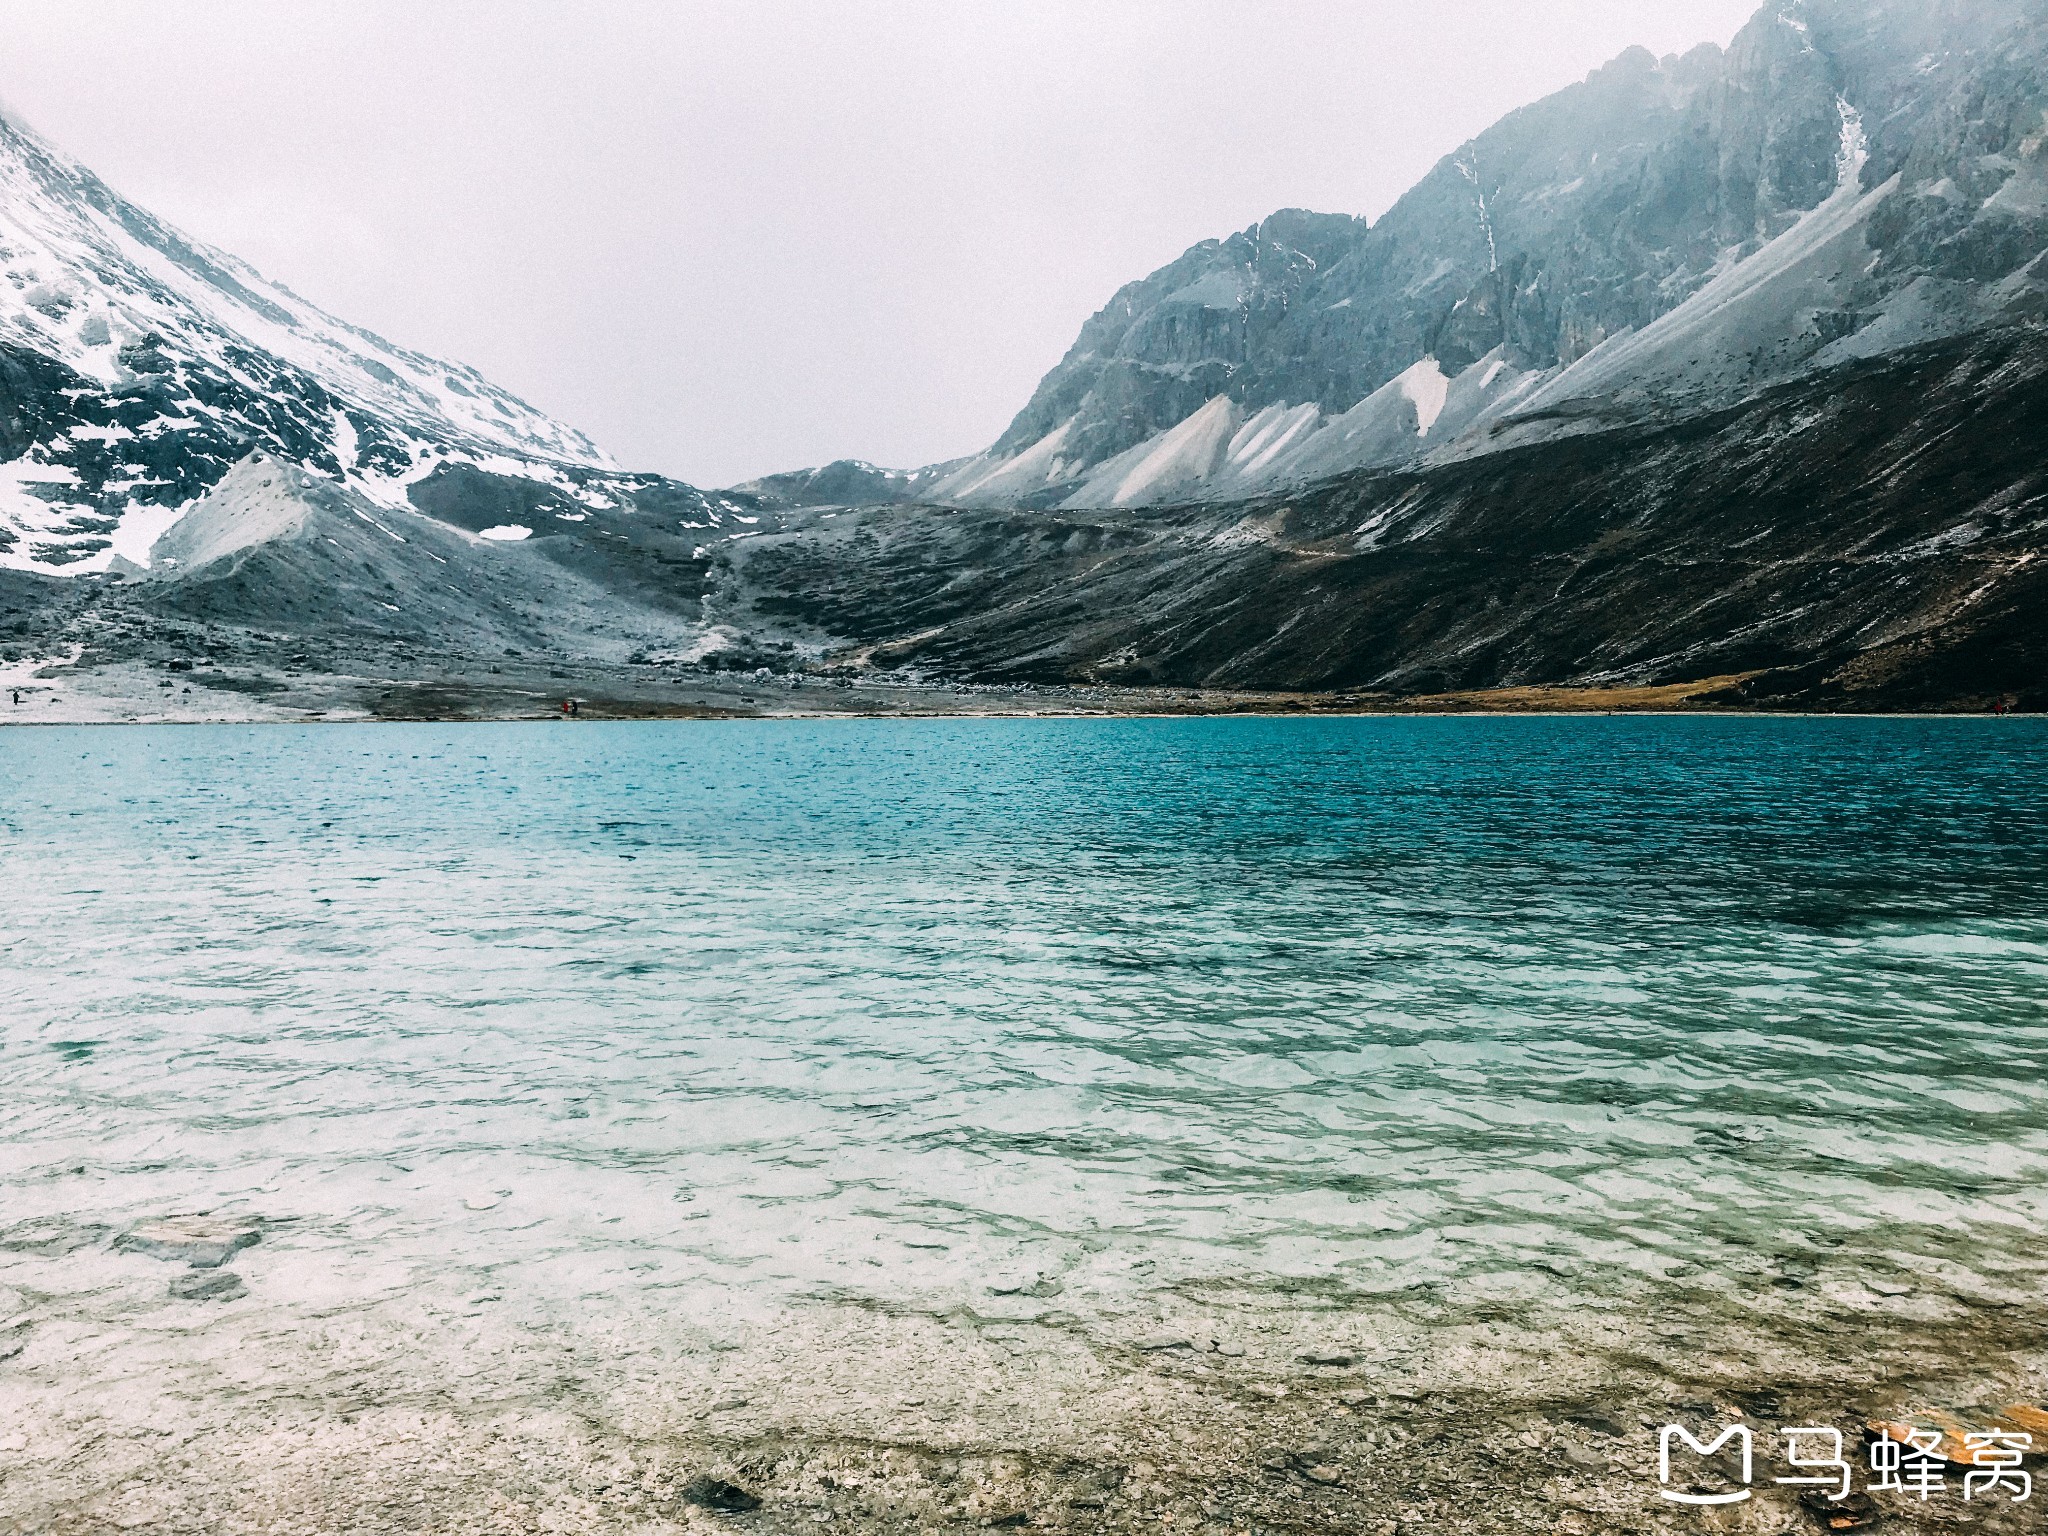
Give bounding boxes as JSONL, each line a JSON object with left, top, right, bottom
{"left": 5, "top": 1206, "right": 2047, "bottom": 1535}
{"left": 0, "top": 639, "right": 2021, "bottom": 728}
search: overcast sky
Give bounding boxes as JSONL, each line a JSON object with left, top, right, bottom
{"left": 0, "top": 2, "right": 1758, "bottom": 486}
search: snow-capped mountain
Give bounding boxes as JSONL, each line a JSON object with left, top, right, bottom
{"left": 0, "top": 105, "right": 667, "bottom": 573}
{"left": 781, "top": 0, "right": 2048, "bottom": 511}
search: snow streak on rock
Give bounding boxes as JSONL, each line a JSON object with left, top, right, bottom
{"left": 1834, "top": 94, "right": 1869, "bottom": 195}
{"left": 1453, "top": 154, "right": 1499, "bottom": 274}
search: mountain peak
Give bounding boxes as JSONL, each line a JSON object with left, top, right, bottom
{"left": 0, "top": 106, "right": 613, "bottom": 573}
{"left": 900, "top": 0, "right": 2048, "bottom": 513}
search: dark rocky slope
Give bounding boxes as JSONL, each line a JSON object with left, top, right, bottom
{"left": 718, "top": 324, "right": 2048, "bottom": 711}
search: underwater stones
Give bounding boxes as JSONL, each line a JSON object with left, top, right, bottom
{"left": 1558, "top": 1441, "right": 1606, "bottom": 1472}
{"left": 0, "top": 1215, "right": 109, "bottom": 1255}
{"left": 115, "top": 1214, "right": 261, "bottom": 1268}
{"left": 988, "top": 1275, "right": 1063, "bottom": 1299}
{"left": 0, "top": 1295, "right": 29, "bottom": 1361}
{"left": 1262, "top": 1443, "right": 1345, "bottom": 1488}
{"left": 169, "top": 1269, "right": 246, "bottom": 1302}
{"left": 680, "top": 1475, "right": 762, "bottom": 1512}
{"left": 1559, "top": 1411, "right": 1627, "bottom": 1438}
{"left": 1803, "top": 1490, "right": 1881, "bottom": 1529}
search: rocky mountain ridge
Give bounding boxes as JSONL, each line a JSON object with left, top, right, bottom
{"left": 748, "top": 0, "right": 2048, "bottom": 514}
{"left": 0, "top": 105, "right": 759, "bottom": 576}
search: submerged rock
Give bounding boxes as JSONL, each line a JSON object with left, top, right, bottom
{"left": 0, "top": 1216, "right": 109, "bottom": 1255}
{"left": 988, "top": 1275, "right": 1064, "bottom": 1299}
{"left": 169, "top": 1270, "right": 246, "bottom": 1302}
{"left": 680, "top": 1475, "right": 762, "bottom": 1513}
{"left": 1802, "top": 1490, "right": 1881, "bottom": 1530}
{"left": 116, "top": 1215, "right": 261, "bottom": 1269}
{"left": 1558, "top": 1442, "right": 1606, "bottom": 1472}
{"left": 0, "top": 1290, "right": 29, "bottom": 1361}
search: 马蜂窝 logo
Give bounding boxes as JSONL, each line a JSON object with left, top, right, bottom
{"left": 1657, "top": 1422, "right": 2032, "bottom": 1506}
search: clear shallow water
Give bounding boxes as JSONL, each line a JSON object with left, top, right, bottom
{"left": 4, "top": 716, "right": 2047, "bottom": 1337}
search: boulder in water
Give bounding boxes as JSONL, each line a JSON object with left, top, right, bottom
{"left": 115, "top": 1215, "right": 261, "bottom": 1269}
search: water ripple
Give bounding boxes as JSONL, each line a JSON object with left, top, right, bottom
{"left": 3, "top": 715, "right": 2046, "bottom": 1327}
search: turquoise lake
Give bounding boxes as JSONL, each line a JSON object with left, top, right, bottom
{"left": 5, "top": 715, "right": 2047, "bottom": 1358}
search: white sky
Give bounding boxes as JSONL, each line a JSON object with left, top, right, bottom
{"left": 0, "top": 2, "right": 1759, "bottom": 486}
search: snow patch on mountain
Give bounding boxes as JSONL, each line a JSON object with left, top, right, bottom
{"left": 1833, "top": 95, "right": 1869, "bottom": 194}
{"left": 934, "top": 352, "right": 1533, "bottom": 511}
{"left": 0, "top": 106, "right": 625, "bottom": 573}
{"left": 1226, "top": 403, "right": 1324, "bottom": 478}
{"left": 1399, "top": 358, "right": 1452, "bottom": 437}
